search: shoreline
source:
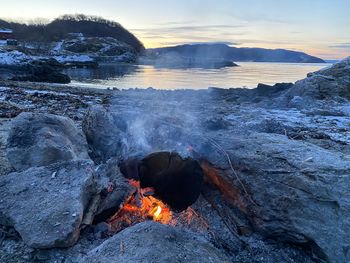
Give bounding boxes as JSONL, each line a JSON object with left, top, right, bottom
{"left": 0, "top": 58, "right": 350, "bottom": 263}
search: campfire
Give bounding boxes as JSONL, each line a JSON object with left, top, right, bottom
{"left": 108, "top": 179, "right": 172, "bottom": 232}
{"left": 106, "top": 151, "right": 204, "bottom": 232}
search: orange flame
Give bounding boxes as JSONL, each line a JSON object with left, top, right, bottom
{"left": 151, "top": 205, "right": 162, "bottom": 220}
{"left": 108, "top": 182, "right": 172, "bottom": 233}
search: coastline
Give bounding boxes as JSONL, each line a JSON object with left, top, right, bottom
{"left": 0, "top": 58, "right": 350, "bottom": 262}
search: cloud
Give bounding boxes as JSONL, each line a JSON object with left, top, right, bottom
{"left": 131, "top": 24, "right": 246, "bottom": 34}
{"left": 329, "top": 43, "right": 350, "bottom": 50}
{"left": 225, "top": 12, "right": 293, "bottom": 25}
{"left": 155, "top": 41, "right": 240, "bottom": 47}
{"left": 153, "top": 20, "right": 198, "bottom": 26}
{"left": 131, "top": 23, "right": 248, "bottom": 48}
{"left": 185, "top": 41, "right": 239, "bottom": 46}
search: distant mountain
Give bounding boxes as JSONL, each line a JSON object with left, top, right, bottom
{"left": 324, "top": 60, "right": 339, "bottom": 63}
{"left": 0, "top": 14, "right": 144, "bottom": 53}
{"left": 147, "top": 44, "right": 325, "bottom": 63}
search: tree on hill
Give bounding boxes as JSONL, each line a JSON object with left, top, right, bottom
{"left": 0, "top": 14, "right": 144, "bottom": 52}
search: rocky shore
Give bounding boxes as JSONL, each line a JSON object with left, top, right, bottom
{"left": 0, "top": 57, "right": 349, "bottom": 263}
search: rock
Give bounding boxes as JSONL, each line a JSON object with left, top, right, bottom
{"left": 82, "top": 106, "right": 127, "bottom": 163}
{"left": 202, "top": 117, "right": 231, "bottom": 131}
{"left": 92, "top": 158, "right": 136, "bottom": 223}
{"left": 0, "top": 102, "right": 23, "bottom": 118}
{"left": 78, "top": 221, "right": 231, "bottom": 263}
{"left": 11, "top": 58, "right": 71, "bottom": 84}
{"left": 92, "top": 222, "right": 112, "bottom": 239}
{"left": 55, "top": 36, "right": 138, "bottom": 63}
{"left": 11, "top": 71, "right": 71, "bottom": 84}
{"left": 0, "top": 160, "right": 96, "bottom": 248}
{"left": 289, "top": 95, "right": 305, "bottom": 109}
{"left": 0, "top": 50, "right": 32, "bottom": 67}
{"left": 200, "top": 132, "right": 350, "bottom": 263}
{"left": 280, "top": 57, "right": 350, "bottom": 107}
{"left": 6, "top": 112, "right": 90, "bottom": 171}
{"left": 255, "top": 83, "right": 293, "bottom": 97}
{"left": 0, "top": 120, "right": 12, "bottom": 177}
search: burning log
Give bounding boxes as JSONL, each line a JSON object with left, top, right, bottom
{"left": 119, "top": 152, "right": 204, "bottom": 212}
{"left": 109, "top": 151, "right": 203, "bottom": 233}
{"left": 138, "top": 152, "right": 204, "bottom": 212}
{"left": 108, "top": 187, "right": 172, "bottom": 233}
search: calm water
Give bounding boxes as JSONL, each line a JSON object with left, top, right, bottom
{"left": 66, "top": 62, "right": 331, "bottom": 90}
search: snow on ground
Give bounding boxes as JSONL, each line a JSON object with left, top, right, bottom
{"left": 0, "top": 87, "right": 9, "bottom": 101}
{"left": 51, "top": 41, "right": 64, "bottom": 54}
{"left": 0, "top": 50, "right": 32, "bottom": 65}
{"left": 225, "top": 105, "right": 350, "bottom": 144}
{"left": 53, "top": 54, "right": 94, "bottom": 63}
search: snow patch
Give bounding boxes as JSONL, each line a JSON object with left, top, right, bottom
{"left": 52, "top": 41, "right": 64, "bottom": 54}
{"left": 0, "top": 51, "right": 32, "bottom": 65}
{"left": 53, "top": 55, "right": 94, "bottom": 63}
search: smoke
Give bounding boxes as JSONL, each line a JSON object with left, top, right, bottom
{"left": 109, "top": 89, "right": 207, "bottom": 159}
{"left": 127, "top": 117, "right": 152, "bottom": 152}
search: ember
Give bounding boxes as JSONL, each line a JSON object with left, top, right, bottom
{"left": 108, "top": 180, "right": 172, "bottom": 232}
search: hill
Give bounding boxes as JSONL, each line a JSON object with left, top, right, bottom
{"left": 0, "top": 14, "right": 144, "bottom": 53}
{"left": 148, "top": 43, "right": 325, "bottom": 63}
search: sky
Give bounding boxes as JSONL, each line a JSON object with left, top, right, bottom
{"left": 0, "top": 0, "right": 349, "bottom": 59}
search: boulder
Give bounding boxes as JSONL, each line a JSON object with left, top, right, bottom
{"left": 11, "top": 71, "right": 71, "bottom": 84}
{"left": 82, "top": 106, "right": 127, "bottom": 163}
{"left": 6, "top": 112, "right": 90, "bottom": 171}
{"left": 255, "top": 82, "right": 293, "bottom": 97}
{"left": 78, "top": 221, "right": 231, "bottom": 263}
{"left": 279, "top": 57, "right": 350, "bottom": 107}
{"left": 0, "top": 160, "right": 96, "bottom": 248}
{"left": 92, "top": 158, "right": 136, "bottom": 223}
{"left": 199, "top": 132, "right": 350, "bottom": 262}
{"left": 11, "top": 58, "right": 71, "bottom": 84}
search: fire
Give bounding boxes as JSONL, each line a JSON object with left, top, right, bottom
{"left": 108, "top": 180, "right": 172, "bottom": 232}
{"left": 151, "top": 205, "right": 162, "bottom": 220}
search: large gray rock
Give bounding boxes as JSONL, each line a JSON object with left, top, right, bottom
{"left": 0, "top": 160, "right": 96, "bottom": 248}
{"left": 92, "top": 158, "right": 136, "bottom": 223}
{"left": 200, "top": 132, "right": 350, "bottom": 263}
{"left": 82, "top": 106, "right": 126, "bottom": 163}
{"left": 6, "top": 112, "right": 89, "bottom": 171}
{"left": 279, "top": 57, "right": 350, "bottom": 107}
{"left": 78, "top": 221, "right": 231, "bottom": 263}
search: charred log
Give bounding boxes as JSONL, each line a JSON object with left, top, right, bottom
{"left": 120, "top": 152, "right": 204, "bottom": 212}
{"left": 138, "top": 152, "right": 203, "bottom": 212}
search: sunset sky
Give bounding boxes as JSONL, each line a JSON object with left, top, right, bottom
{"left": 0, "top": 0, "right": 349, "bottom": 59}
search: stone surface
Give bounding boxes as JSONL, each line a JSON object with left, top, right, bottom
{"left": 82, "top": 105, "right": 127, "bottom": 163}
{"left": 0, "top": 119, "right": 12, "bottom": 177}
{"left": 1, "top": 59, "right": 350, "bottom": 262}
{"left": 6, "top": 112, "right": 90, "bottom": 171}
{"left": 200, "top": 132, "right": 350, "bottom": 263}
{"left": 2, "top": 57, "right": 71, "bottom": 84}
{"left": 78, "top": 221, "right": 231, "bottom": 263}
{"left": 0, "top": 102, "right": 23, "bottom": 118}
{"left": 92, "top": 158, "right": 136, "bottom": 223}
{"left": 0, "top": 160, "right": 96, "bottom": 248}
{"left": 279, "top": 56, "right": 350, "bottom": 107}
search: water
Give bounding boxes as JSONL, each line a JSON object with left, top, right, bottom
{"left": 65, "top": 62, "right": 331, "bottom": 90}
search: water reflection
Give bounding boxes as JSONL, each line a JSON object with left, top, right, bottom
{"left": 64, "top": 63, "right": 139, "bottom": 82}
{"left": 66, "top": 62, "right": 330, "bottom": 90}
